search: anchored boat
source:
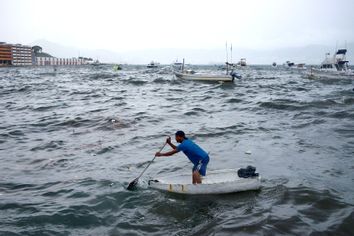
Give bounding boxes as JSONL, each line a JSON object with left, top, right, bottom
{"left": 174, "top": 70, "right": 239, "bottom": 82}
{"left": 308, "top": 47, "right": 354, "bottom": 79}
{"left": 174, "top": 59, "right": 241, "bottom": 82}
{"left": 237, "top": 58, "right": 247, "bottom": 67}
{"left": 283, "top": 61, "right": 307, "bottom": 70}
{"left": 148, "top": 169, "right": 261, "bottom": 195}
{"left": 113, "top": 64, "right": 122, "bottom": 71}
{"left": 147, "top": 61, "right": 159, "bottom": 68}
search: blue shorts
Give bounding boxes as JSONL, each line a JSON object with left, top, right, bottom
{"left": 192, "top": 156, "right": 209, "bottom": 176}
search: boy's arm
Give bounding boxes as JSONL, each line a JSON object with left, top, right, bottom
{"left": 156, "top": 149, "right": 178, "bottom": 157}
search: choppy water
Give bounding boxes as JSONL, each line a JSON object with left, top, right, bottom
{"left": 0, "top": 64, "right": 354, "bottom": 235}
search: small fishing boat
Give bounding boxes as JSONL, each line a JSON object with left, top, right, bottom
{"left": 283, "top": 61, "right": 306, "bottom": 70}
{"left": 172, "top": 59, "right": 183, "bottom": 66}
{"left": 147, "top": 61, "right": 159, "bottom": 68}
{"left": 113, "top": 64, "right": 122, "bottom": 71}
{"left": 237, "top": 58, "right": 247, "bottom": 67}
{"left": 174, "top": 70, "right": 239, "bottom": 82}
{"left": 296, "top": 63, "right": 307, "bottom": 70}
{"left": 284, "top": 60, "right": 295, "bottom": 68}
{"left": 148, "top": 169, "right": 261, "bottom": 195}
{"left": 174, "top": 59, "right": 241, "bottom": 82}
{"left": 91, "top": 59, "right": 101, "bottom": 66}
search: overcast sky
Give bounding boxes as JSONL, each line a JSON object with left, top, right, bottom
{"left": 1, "top": 0, "right": 354, "bottom": 52}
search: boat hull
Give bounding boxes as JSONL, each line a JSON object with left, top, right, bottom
{"left": 148, "top": 169, "right": 261, "bottom": 195}
{"left": 307, "top": 69, "right": 354, "bottom": 79}
{"left": 174, "top": 71, "right": 234, "bottom": 82}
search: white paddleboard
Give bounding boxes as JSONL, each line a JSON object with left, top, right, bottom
{"left": 148, "top": 169, "right": 261, "bottom": 195}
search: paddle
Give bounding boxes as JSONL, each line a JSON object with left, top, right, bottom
{"left": 127, "top": 141, "right": 167, "bottom": 190}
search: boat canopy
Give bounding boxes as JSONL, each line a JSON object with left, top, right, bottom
{"left": 336, "top": 49, "right": 347, "bottom": 55}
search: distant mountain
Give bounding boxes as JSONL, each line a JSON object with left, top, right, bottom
{"left": 30, "top": 39, "right": 354, "bottom": 65}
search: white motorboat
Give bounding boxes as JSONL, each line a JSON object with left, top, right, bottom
{"left": 308, "top": 47, "right": 354, "bottom": 79}
{"left": 173, "top": 61, "right": 183, "bottom": 66}
{"left": 283, "top": 61, "right": 307, "bottom": 70}
{"left": 237, "top": 58, "right": 247, "bottom": 67}
{"left": 147, "top": 61, "right": 159, "bottom": 68}
{"left": 148, "top": 169, "right": 261, "bottom": 195}
{"left": 174, "top": 71, "right": 238, "bottom": 82}
{"left": 318, "top": 49, "right": 349, "bottom": 72}
{"left": 174, "top": 59, "right": 241, "bottom": 82}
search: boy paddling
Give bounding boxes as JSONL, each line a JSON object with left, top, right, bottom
{"left": 155, "top": 131, "right": 209, "bottom": 184}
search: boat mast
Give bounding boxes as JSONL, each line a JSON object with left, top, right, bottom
{"left": 230, "top": 43, "right": 233, "bottom": 65}
{"left": 334, "top": 41, "right": 338, "bottom": 61}
{"left": 225, "top": 41, "right": 229, "bottom": 75}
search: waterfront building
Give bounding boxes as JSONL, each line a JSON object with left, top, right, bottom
{"left": 0, "top": 42, "right": 94, "bottom": 67}
{"left": 0, "top": 42, "right": 33, "bottom": 66}
{"left": 35, "top": 56, "right": 87, "bottom": 66}
{"left": 11, "top": 44, "right": 34, "bottom": 66}
{"left": 33, "top": 45, "right": 91, "bottom": 66}
{"left": 0, "top": 42, "right": 13, "bottom": 66}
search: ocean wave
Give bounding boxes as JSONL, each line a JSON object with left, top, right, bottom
{"left": 32, "top": 104, "right": 66, "bottom": 112}
{"left": 183, "top": 111, "right": 199, "bottom": 116}
{"left": 88, "top": 72, "right": 115, "bottom": 80}
{"left": 259, "top": 98, "right": 341, "bottom": 111}
{"left": 123, "top": 77, "right": 148, "bottom": 86}
{"left": 30, "top": 140, "right": 65, "bottom": 151}
{"left": 54, "top": 117, "right": 94, "bottom": 128}
{"left": 1, "top": 65, "right": 354, "bottom": 235}
{"left": 259, "top": 100, "right": 306, "bottom": 111}
{"left": 329, "top": 111, "right": 354, "bottom": 119}
{"left": 8, "top": 130, "right": 25, "bottom": 137}
{"left": 226, "top": 98, "right": 242, "bottom": 103}
{"left": 291, "top": 119, "right": 326, "bottom": 129}
{"left": 343, "top": 97, "right": 354, "bottom": 105}
{"left": 153, "top": 77, "right": 169, "bottom": 83}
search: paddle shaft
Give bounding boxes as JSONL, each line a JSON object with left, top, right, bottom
{"left": 135, "top": 142, "right": 167, "bottom": 180}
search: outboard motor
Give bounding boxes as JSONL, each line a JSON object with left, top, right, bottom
{"left": 230, "top": 71, "right": 242, "bottom": 80}
{"left": 238, "top": 166, "right": 259, "bottom": 178}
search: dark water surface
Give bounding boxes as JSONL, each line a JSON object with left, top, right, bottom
{"left": 0, "top": 65, "right": 354, "bottom": 235}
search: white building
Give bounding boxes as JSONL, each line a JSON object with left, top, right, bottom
{"left": 11, "top": 44, "right": 34, "bottom": 66}
{"left": 35, "top": 57, "right": 88, "bottom": 66}
{"left": 33, "top": 45, "right": 93, "bottom": 66}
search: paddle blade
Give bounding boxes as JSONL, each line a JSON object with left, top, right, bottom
{"left": 127, "top": 178, "right": 138, "bottom": 191}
